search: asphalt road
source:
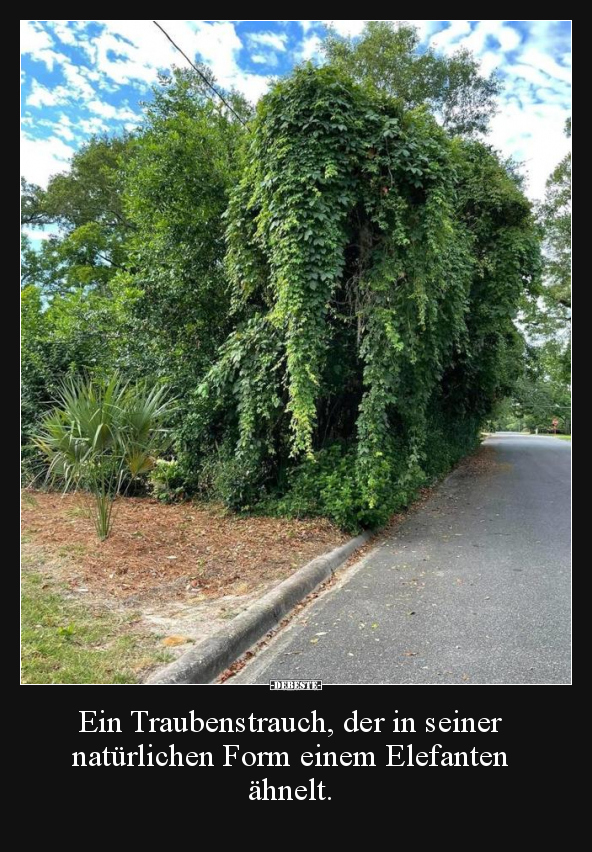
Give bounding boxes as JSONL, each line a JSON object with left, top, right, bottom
{"left": 233, "top": 434, "right": 571, "bottom": 685}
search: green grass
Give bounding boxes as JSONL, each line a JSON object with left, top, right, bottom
{"left": 553, "top": 434, "right": 571, "bottom": 441}
{"left": 21, "top": 567, "right": 170, "bottom": 684}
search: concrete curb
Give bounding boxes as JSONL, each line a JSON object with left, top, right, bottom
{"left": 145, "top": 531, "right": 371, "bottom": 685}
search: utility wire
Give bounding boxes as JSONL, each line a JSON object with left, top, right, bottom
{"left": 152, "top": 21, "right": 248, "bottom": 127}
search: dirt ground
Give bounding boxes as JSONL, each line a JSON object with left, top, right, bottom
{"left": 21, "top": 491, "right": 347, "bottom": 651}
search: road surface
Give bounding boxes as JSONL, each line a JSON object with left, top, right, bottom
{"left": 233, "top": 434, "right": 571, "bottom": 685}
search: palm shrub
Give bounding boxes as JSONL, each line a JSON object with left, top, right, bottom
{"left": 33, "top": 375, "right": 174, "bottom": 539}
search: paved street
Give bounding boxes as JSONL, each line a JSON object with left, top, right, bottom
{"left": 233, "top": 434, "right": 571, "bottom": 685}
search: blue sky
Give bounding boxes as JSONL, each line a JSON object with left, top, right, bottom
{"left": 21, "top": 20, "right": 571, "bottom": 211}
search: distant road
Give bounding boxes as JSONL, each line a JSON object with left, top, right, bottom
{"left": 233, "top": 434, "right": 571, "bottom": 685}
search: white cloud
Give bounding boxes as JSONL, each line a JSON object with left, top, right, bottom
{"left": 61, "top": 60, "right": 96, "bottom": 100}
{"left": 421, "top": 20, "right": 571, "bottom": 199}
{"left": 21, "top": 20, "right": 53, "bottom": 54}
{"left": 489, "top": 98, "right": 570, "bottom": 200}
{"left": 49, "top": 21, "right": 79, "bottom": 46}
{"left": 248, "top": 31, "right": 287, "bottom": 52}
{"left": 406, "top": 20, "right": 443, "bottom": 42}
{"left": 87, "top": 20, "right": 271, "bottom": 102}
{"left": 190, "top": 21, "right": 243, "bottom": 84}
{"left": 78, "top": 116, "right": 109, "bottom": 134}
{"left": 20, "top": 21, "right": 66, "bottom": 70}
{"left": 251, "top": 52, "right": 279, "bottom": 67}
{"left": 429, "top": 20, "right": 472, "bottom": 51}
{"left": 526, "top": 20, "right": 571, "bottom": 57}
{"left": 234, "top": 73, "right": 271, "bottom": 103}
{"left": 188, "top": 20, "right": 271, "bottom": 101}
{"left": 52, "top": 114, "right": 75, "bottom": 141}
{"left": 87, "top": 99, "right": 138, "bottom": 121}
{"left": 20, "top": 133, "right": 75, "bottom": 186}
{"left": 322, "top": 20, "right": 366, "bottom": 37}
{"left": 93, "top": 30, "right": 160, "bottom": 86}
{"left": 449, "top": 20, "right": 522, "bottom": 55}
{"left": 26, "top": 79, "right": 69, "bottom": 108}
{"left": 295, "top": 34, "right": 324, "bottom": 63}
{"left": 21, "top": 19, "right": 571, "bottom": 201}
{"left": 518, "top": 47, "right": 571, "bottom": 84}
{"left": 21, "top": 223, "right": 61, "bottom": 242}
{"left": 25, "top": 20, "right": 272, "bottom": 110}
{"left": 479, "top": 50, "right": 503, "bottom": 77}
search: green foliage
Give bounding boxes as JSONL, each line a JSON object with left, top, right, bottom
{"left": 148, "top": 458, "right": 185, "bottom": 503}
{"left": 499, "top": 118, "right": 571, "bottom": 434}
{"left": 541, "top": 118, "right": 571, "bottom": 318}
{"left": 496, "top": 340, "right": 571, "bottom": 433}
{"left": 33, "top": 375, "right": 174, "bottom": 538}
{"left": 21, "top": 71, "right": 244, "bottom": 488}
{"left": 122, "top": 69, "right": 248, "bottom": 478}
{"left": 21, "top": 57, "right": 543, "bottom": 533}
{"left": 20, "top": 279, "right": 140, "bottom": 477}
{"left": 21, "top": 137, "right": 131, "bottom": 295}
{"left": 205, "top": 66, "right": 540, "bottom": 529}
{"left": 322, "top": 21, "right": 501, "bottom": 136}
{"left": 21, "top": 135, "right": 139, "bottom": 467}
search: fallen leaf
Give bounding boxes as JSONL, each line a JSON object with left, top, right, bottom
{"left": 162, "top": 636, "right": 191, "bottom": 647}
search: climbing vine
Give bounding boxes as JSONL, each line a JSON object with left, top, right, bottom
{"left": 205, "top": 66, "right": 540, "bottom": 529}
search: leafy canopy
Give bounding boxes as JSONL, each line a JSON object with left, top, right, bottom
{"left": 205, "top": 66, "right": 540, "bottom": 528}
{"left": 323, "top": 21, "right": 501, "bottom": 136}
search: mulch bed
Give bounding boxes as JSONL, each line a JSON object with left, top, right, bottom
{"left": 21, "top": 492, "right": 347, "bottom": 601}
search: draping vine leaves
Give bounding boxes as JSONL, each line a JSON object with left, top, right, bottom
{"left": 206, "top": 67, "right": 540, "bottom": 529}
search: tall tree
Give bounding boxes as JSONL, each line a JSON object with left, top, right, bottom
{"left": 122, "top": 68, "right": 249, "bottom": 484}
{"left": 501, "top": 118, "right": 571, "bottom": 432}
{"left": 541, "top": 118, "right": 571, "bottom": 320}
{"left": 21, "top": 136, "right": 132, "bottom": 294}
{"left": 207, "top": 67, "right": 540, "bottom": 529}
{"left": 21, "top": 136, "right": 136, "bottom": 459}
{"left": 323, "top": 21, "right": 501, "bottom": 136}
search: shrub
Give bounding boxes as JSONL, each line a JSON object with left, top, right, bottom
{"left": 33, "top": 375, "right": 174, "bottom": 539}
{"left": 148, "top": 459, "right": 185, "bottom": 503}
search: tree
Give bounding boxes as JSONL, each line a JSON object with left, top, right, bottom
{"left": 204, "top": 66, "right": 540, "bottom": 529}
{"left": 21, "top": 136, "right": 132, "bottom": 295}
{"left": 21, "top": 70, "right": 246, "bottom": 486}
{"left": 322, "top": 21, "right": 501, "bottom": 136}
{"left": 511, "top": 347, "right": 571, "bottom": 434}
{"left": 122, "top": 68, "right": 248, "bottom": 485}
{"left": 502, "top": 118, "right": 571, "bottom": 433}
{"left": 20, "top": 279, "right": 141, "bottom": 475}
{"left": 21, "top": 54, "right": 543, "bottom": 530}
{"left": 541, "top": 118, "right": 571, "bottom": 320}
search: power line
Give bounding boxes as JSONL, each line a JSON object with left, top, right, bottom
{"left": 152, "top": 21, "right": 248, "bottom": 127}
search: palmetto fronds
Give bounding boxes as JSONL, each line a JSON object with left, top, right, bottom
{"left": 33, "top": 375, "right": 174, "bottom": 539}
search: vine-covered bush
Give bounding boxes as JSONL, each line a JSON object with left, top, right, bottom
{"left": 201, "top": 66, "right": 540, "bottom": 530}
{"left": 148, "top": 458, "right": 185, "bottom": 503}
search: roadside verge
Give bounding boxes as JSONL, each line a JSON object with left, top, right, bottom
{"left": 145, "top": 532, "right": 370, "bottom": 684}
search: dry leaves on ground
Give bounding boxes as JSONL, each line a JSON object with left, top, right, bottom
{"left": 21, "top": 492, "right": 347, "bottom": 603}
